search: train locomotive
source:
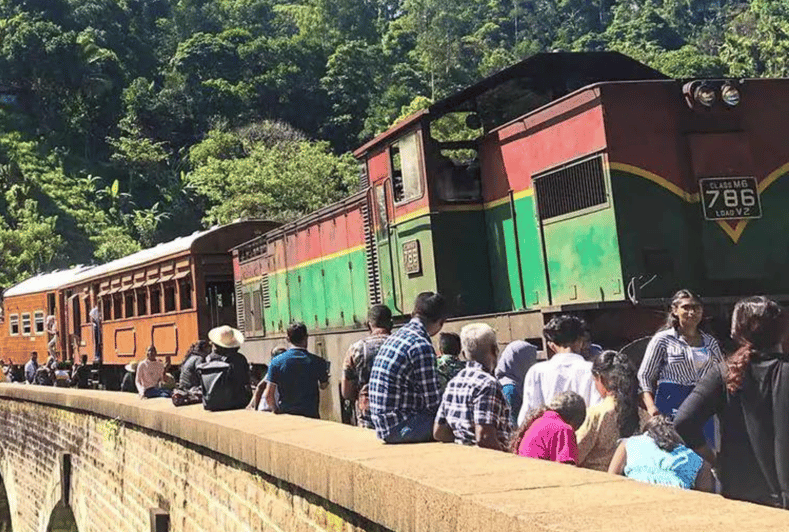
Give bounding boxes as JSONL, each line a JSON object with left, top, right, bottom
{"left": 233, "top": 52, "right": 789, "bottom": 421}
{"left": 3, "top": 51, "right": 789, "bottom": 422}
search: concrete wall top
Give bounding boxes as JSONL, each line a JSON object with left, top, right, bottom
{"left": 1, "top": 383, "right": 788, "bottom": 531}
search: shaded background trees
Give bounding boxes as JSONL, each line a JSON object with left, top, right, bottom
{"left": 0, "top": 0, "right": 780, "bottom": 284}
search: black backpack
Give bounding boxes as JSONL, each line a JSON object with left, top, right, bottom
{"left": 197, "top": 359, "right": 235, "bottom": 411}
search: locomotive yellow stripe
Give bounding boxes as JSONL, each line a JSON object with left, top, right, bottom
{"left": 244, "top": 244, "right": 366, "bottom": 279}
{"left": 608, "top": 162, "right": 700, "bottom": 203}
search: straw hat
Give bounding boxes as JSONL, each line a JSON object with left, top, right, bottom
{"left": 124, "top": 361, "right": 138, "bottom": 373}
{"left": 208, "top": 325, "right": 244, "bottom": 349}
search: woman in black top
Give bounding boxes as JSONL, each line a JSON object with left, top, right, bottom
{"left": 675, "top": 296, "right": 789, "bottom": 509}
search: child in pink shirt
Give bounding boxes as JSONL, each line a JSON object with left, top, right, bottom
{"left": 510, "top": 391, "right": 587, "bottom": 464}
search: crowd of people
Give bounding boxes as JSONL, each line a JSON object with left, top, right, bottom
{"left": 2, "top": 288, "right": 788, "bottom": 510}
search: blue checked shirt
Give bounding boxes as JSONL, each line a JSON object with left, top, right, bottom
{"left": 435, "top": 361, "right": 511, "bottom": 448}
{"left": 369, "top": 318, "right": 442, "bottom": 440}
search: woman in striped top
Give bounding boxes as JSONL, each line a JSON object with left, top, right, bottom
{"left": 638, "top": 290, "right": 723, "bottom": 426}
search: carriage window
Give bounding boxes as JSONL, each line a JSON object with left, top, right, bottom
{"left": 164, "top": 282, "right": 176, "bottom": 312}
{"left": 9, "top": 314, "right": 18, "bottom": 336}
{"left": 84, "top": 297, "right": 91, "bottom": 324}
{"left": 179, "top": 277, "right": 193, "bottom": 310}
{"left": 136, "top": 289, "right": 147, "bottom": 316}
{"left": 21, "top": 313, "right": 31, "bottom": 335}
{"left": 113, "top": 294, "right": 122, "bottom": 320}
{"left": 102, "top": 296, "right": 112, "bottom": 322}
{"left": 34, "top": 311, "right": 45, "bottom": 334}
{"left": 124, "top": 291, "right": 135, "bottom": 318}
{"left": 150, "top": 286, "right": 162, "bottom": 314}
{"left": 391, "top": 131, "right": 422, "bottom": 204}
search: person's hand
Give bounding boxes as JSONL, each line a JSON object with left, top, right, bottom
{"left": 647, "top": 406, "right": 661, "bottom": 417}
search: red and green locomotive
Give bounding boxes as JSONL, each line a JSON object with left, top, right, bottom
{"left": 233, "top": 51, "right": 789, "bottom": 421}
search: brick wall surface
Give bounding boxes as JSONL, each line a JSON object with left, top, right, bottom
{"left": 2, "top": 385, "right": 789, "bottom": 532}
{"left": 0, "top": 399, "right": 378, "bottom": 532}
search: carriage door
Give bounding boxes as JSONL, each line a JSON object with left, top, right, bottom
{"left": 206, "top": 280, "right": 236, "bottom": 329}
{"left": 372, "top": 180, "right": 400, "bottom": 313}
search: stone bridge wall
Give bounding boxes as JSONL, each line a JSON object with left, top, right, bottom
{"left": 0, "top": 384, "right": 788, "bottom": 532}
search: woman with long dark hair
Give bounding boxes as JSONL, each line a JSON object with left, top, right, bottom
{"left": 676, "top": 296, "right": 789, "bottom": 508}
{"left": 576, "top": 351, "right": 645, "bottom": 471}
{"left": 638, "top": 290, "right": 723, "bottom": 434}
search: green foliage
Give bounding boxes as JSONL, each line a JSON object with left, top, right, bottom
{"left": 0, "top": 0, "right": 784, "bottom": 288}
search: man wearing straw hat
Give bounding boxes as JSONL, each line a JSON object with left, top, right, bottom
{"left": 207, "top": 325, "right": 251, "bottom": 410}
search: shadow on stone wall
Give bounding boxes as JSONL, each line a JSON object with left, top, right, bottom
{"left": 45, "top": 502, "right": 78, "bottom": 532}
{"left": 0, "top": 474, "right": 11, "bottom": 532}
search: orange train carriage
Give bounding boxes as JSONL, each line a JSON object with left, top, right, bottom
{"left": 0, "top": 221, "right": 276, "bottom": 383}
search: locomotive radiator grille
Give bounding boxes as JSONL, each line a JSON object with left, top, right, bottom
{"left": 534, "top": 155, "right": 607, "bottom": 220}
{"left": 362, "top": 203, "right": 382, "bottom": 305}
{"left": 234, "top": 280, "right": 245, "bottom": 331}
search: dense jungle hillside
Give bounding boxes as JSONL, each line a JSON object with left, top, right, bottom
{"left": 0, "top": 0, "right": 781, "bottom": 286}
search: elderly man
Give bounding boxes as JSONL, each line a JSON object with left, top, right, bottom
{"left": 369, "top": 292, "right": 447, "bottom": 443}
{"left": 434, "top": 323, "right": 511, "bottom": 450}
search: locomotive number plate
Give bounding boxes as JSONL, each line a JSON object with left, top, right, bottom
{"left": 699, "top": 177, "right": 762, "bottom": 220}
{"left": 402, "top": 240, "right": 422, "bottom": 275}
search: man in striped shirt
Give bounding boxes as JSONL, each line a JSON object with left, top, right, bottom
{"left": 369, "top": 292, "right": 448, "bottom": 443}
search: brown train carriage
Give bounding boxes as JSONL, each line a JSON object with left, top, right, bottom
{"left": 62, "top": 221, "right": 277, "bottom": 368}
{"left": 0, "top": 267, "right": 91, "bottom": 366}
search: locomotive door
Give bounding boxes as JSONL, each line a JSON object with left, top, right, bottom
{"left": 372, "top": 182, "right": 402, "bottom": 314}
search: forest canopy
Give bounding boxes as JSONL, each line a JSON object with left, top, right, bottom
{"left": 0, "top": 0, "right": 778, "bottom": 285}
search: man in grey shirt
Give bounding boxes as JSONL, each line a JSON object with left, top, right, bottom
{"left": 495, "top": 340, "right": 537, "bottom": 426}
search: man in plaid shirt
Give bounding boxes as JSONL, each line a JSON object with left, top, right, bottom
{"left": 434, "top": 323, "right": 511, "bottom": 450}
{"left": 369, "top": 292, "right": 448, "bottom": 443}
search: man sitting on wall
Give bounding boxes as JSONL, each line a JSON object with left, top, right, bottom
{"left": 206, "top": 326, "right": 251, "bottom": 410}
{"left": 262, "top": 322, "right": 330, "bottom": 418}
{"left": 342, "top": 304, "right": 393, "bottom": 428}
{"left": 135, "top": 346, "right": 172, "bottom": 398}
{"left": 369, "top": 292, "right": 447, "bottom": 444}
{"left": 434, "top": 323, "right": 511, "bottom": 450}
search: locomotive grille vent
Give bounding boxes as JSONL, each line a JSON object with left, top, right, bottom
{"left": 234, "top": 280, "right": 245, "bottom": 331}
{"left": 534, "top": 155, "right": 607, "bottom": 221}
{"left": 358, "top": 162, "right": 369, "bottom": 191}
{"left": 261, "top": 274, "right": 271, "bottom": 308}
{"left": 362, "top": 203, "right": 382, "bottom": 305}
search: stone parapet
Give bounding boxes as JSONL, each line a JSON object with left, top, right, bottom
{"left": 1, "top": 384, "right": 787, "bottom": 531}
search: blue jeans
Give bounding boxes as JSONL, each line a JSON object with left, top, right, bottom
{"left": 384, "top": 412, "right": 436, "bottom": 444}
{"left": 501, "top": 384, "right": 522, "bottom": 427}
{"left": 143, "top": 387, "right": 172, "bottom": 399}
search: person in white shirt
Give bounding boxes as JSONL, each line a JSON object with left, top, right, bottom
{"left": 517, "top": 315, "right": 601, "bottom": 426}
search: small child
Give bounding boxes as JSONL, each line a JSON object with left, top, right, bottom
{"left": 510, "top": 391, "right": 587, "bottom": 464}
{"left": 436, "top": 332, "right": 465, "bottom": 390}
{"left": 608, "top": 415, "right": 713, "bottom": 491}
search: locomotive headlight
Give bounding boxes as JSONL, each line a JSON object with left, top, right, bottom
{"left": 694, "top": 83, "right": 717, "bottom": 107}
{"left": 721, "top": 82, "right": 741, "bottom": 106}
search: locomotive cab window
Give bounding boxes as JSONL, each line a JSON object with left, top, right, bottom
{"left": 21, "top": 313, "right": 31, "bottom": 335}
{"left": 390, "top": 131, "right": 423, "bottom": 204}
{"left": 433, "top": 146, "right": 482, "bottom": 202}
{"left": 9, "top": 314, "right": 18, "bottom": 336}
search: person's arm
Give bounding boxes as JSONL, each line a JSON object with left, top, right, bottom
{"left": 262, "top": 382, "right": 277, "bottom": 412}
{"left": 552, "top": 425, "right": 579, "bottom": 465}
{"left": 517, "top": 368, "right": 538, "bottom": 427}
{"left": 247, "top": 379, "right": 266, "bottom": 410}
{"left": 694, "top": 461, "right": 715, "bottom": 492}
{"left": 341, "top": 349, "right": 359, "bottom": 401}
{"left": 414, "top": 344, "right": 442, "bottom": 412}
{"left": 608, "top": 442, "right": 627, "bottom": 475}
{"left": 638, "top": 335, "right": 666, "bottom": 416}
{"left": 475, "top": 424, "right": 503, "bottom": 451}
{"left": 135, "top": 365, "right": 145, "bottom": 396}
{"left": 574, "top": 408, "right": 597, "bottom": 466}
{"left": 675, "top": 364, "right": 726, "bottom": 452}
{"left": 433, "top": 420, "right": 454, "bottom": 442}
